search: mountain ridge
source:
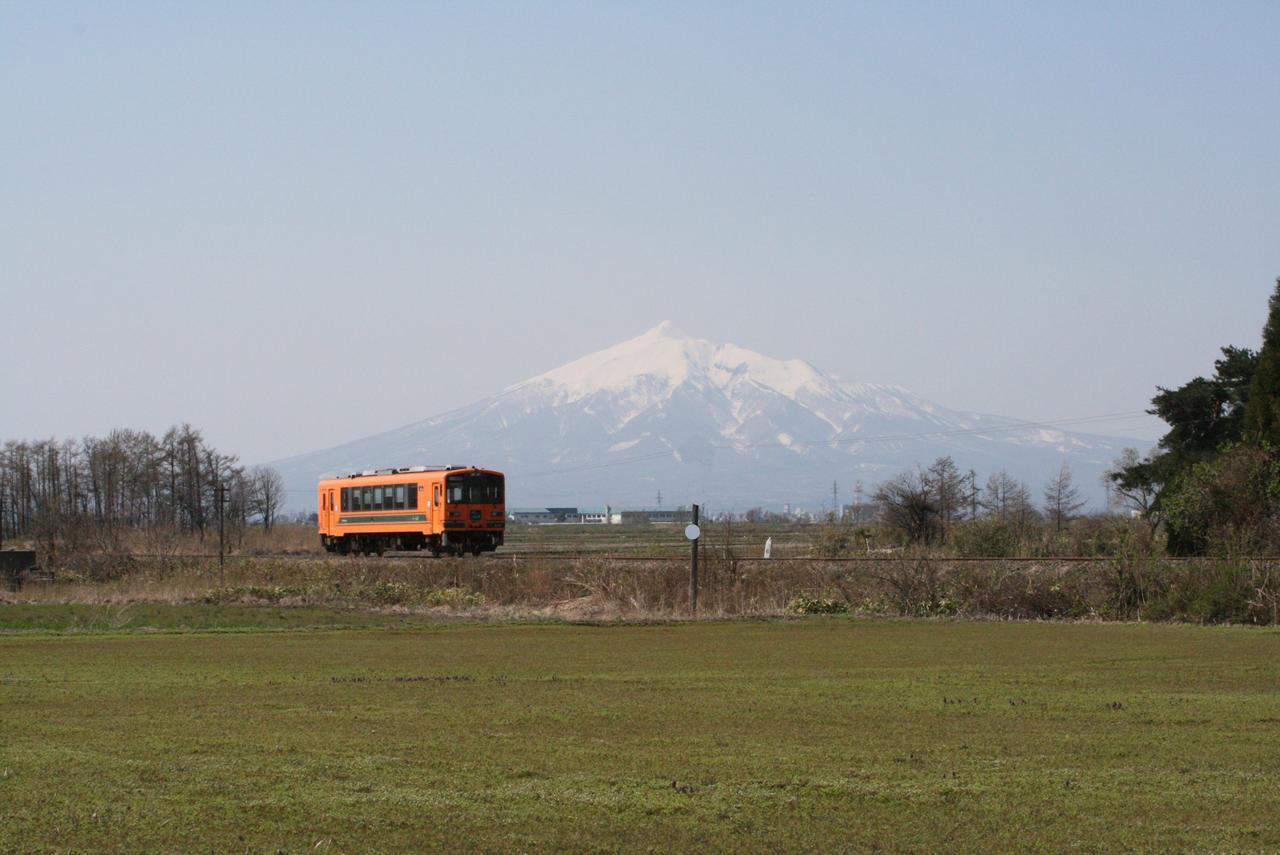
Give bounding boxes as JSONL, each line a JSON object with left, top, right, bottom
{"left": 272, "top": 322, "right": 1147, "bottom": 511}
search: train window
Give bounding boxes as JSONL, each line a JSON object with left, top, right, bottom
{"left": 371, "top": 486, "right": 382, "bottom": 510}
{"left": 393, "top": 485, "right": 405, "bottom": 510}
{"left": 361, "top": 486, "right": 372, "bottom": 510}
{"left": 341, "top": 488, "right": 349, "bottom": 512}
{"left": 444, "top": 472, "right": 504, "bottom": 503}
{"left": 407, "top": 484, "right": 417, "bottom": 510}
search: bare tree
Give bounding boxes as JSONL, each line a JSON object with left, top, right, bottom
{"left": 983, "top": 470, "right": 1018, "bottom": 521}
{"left": 874, "top": 470, "right": 941, "bottom": 546}
{"left": 248, "top": 466, "right": 286, "bottom": 532}
{"left": 925, "top": 456, "right": 967, "bottom": 541}
{"left": 983, "top": 470, "right": 1040, "bottom": 538}
{"left": 0, "top": 425, "right": 254, "bottom": 546}
{"left": 1042, "top": 462, "right": 1086, "bottom": 534}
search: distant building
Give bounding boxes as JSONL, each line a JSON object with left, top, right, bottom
{"left": 612, "top": 507, "right": 693, "bottom": 525}
{"left": 508, "top": 505, "right": 691, "bottom": 525}
{"left": 508, "top": 507, "right": 583, "bottom": 524}
{"left": 578, "top": 507, "right": 610, "bottom": 524}
{"left": 508, "top": 506, "right": 612, "bottom": 525}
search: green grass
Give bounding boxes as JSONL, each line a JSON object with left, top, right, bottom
{"left": 0, "top": 603, "right": 454, "bottom": 634}
{"left": 2, "top": 617, "right": 1279, "bottom": 851}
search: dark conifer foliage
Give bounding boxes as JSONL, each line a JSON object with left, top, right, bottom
{"left": 1244, "top": 278, "right": 1280, "bottom": 445}
{"left": 1110, "top": 277, "right": 1280, "bottom": 554}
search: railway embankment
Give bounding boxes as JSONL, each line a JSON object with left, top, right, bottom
{"left": 3, "top": 552, "right": 1278, "bottom": 626}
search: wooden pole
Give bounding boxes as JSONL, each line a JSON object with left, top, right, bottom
{"left": 690, "top": 503, "right": 700, "bottom": 614}
{"left": 216, "top": 483, "right": 225, "bottom": 586}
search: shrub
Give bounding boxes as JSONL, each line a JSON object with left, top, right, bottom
{"left": 787, "top": 596, "right": 849, "bottom": 615}
{"left": 202, "top": 585, "right": 302, "bottom": 605}
{"left": 365, "top": 581, "right": 413, "bottom": 605}
{"left": 423, "top": 587, "right": 486, "bottom": 608}
{"left": 1162, "top": 445, "right": 1280, "bottom": 555}
{"left": 811, "top": 517, "right": 854, "bottom": 557}
{"left": 869, "top": 556, "right": 947, "bottom": 616}
{"left": 913, "top": 597, "right": 958, "bottom": 618}
{"left": 1141, "top": 559, "right": 1267, "bottom": 624}
{"left": 951, "top": 519, "right": 1017, "bottom": 558}
{"left": 1102, "top": 556, "right": 1165, "bottom": 619}
{"left": 949, "top": 563, "right": 1096, "bottom": 620}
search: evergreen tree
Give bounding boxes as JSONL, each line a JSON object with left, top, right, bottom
{"left": 1244, "top": 277, "right": 1280, "bottom": 445}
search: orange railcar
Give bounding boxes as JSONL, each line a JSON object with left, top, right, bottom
{"left": 317, "top": 466, "right": 505, "bottom": 556}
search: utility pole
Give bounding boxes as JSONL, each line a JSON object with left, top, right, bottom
{"left": 215, "top": 482, "right": 227, "bottom": 586}
{"left": 832, "top": 481, "right": 839, "bottom": 521}
{"left": 688, "top": 503, "right": 700, "bottom": 614}
{"left": 656, "top": 490, "right": 663, "bottom": 510}
{"left": 969, "top": 470, "right": 979, "bottom": 520}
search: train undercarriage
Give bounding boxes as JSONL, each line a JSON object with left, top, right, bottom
{"left": 321, "top": 530, "right": 503, "bottom": 557}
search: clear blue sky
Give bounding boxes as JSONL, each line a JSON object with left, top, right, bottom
{"left": 2, "top": 1, "right": 1277, "bottom": 463}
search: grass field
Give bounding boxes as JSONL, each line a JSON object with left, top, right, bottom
{"left": 3, "top": 614, "right": 1279, "bottom": 852}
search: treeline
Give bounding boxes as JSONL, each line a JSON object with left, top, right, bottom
{"left": 870, "top": 457, "right": 1089, "bottom": 547}
{"left": 732, "top": 454, "right": 1113, "bottom": 556}
{"left": 1109, "top": 277, "right": 1280, "bottom": 555}
{"left": 0, "top": 424, "right": 285, "bottom": 553}
{"left": 801, "top": 457, "right": 1132, "bottom": 557}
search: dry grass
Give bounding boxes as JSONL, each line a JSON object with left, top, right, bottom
{"left": 7, "top": 551, "right": 1277, "bottom": 625}
{"left": 7, "top": 538, "right": 1279, "bottom": 625}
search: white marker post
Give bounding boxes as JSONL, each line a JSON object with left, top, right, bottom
{"left": 685, "top": 505, "right": 701, "bottom": 614}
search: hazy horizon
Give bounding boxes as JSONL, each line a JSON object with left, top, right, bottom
{"left": 3, "top": 3, "right": 1277, "bottom": 464}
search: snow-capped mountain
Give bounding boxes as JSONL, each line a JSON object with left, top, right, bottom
{"left": 272, "top": 322, "right": 1145, "bottom": 511}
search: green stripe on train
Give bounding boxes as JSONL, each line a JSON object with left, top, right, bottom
{"left": 338, "top": 514, "right": 428, "bottom": 524}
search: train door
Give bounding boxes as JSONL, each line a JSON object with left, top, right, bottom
{"left": 322, "top": 489, "right": 336, "bottom": 532}
{"left": 432, "top": 482, "right": 443, "bottom": 531}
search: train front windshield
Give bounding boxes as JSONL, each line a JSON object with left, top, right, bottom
{"left": 445, "top": 472, "right": 504, "bottom": 504}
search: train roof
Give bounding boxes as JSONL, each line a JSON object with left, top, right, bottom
{"left": 320, "top": 466, "right": 502, "bottom": 482}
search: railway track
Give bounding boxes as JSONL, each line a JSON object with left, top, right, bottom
{"left": 63, "top": 551, "right": 1263, "bottom": 564}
